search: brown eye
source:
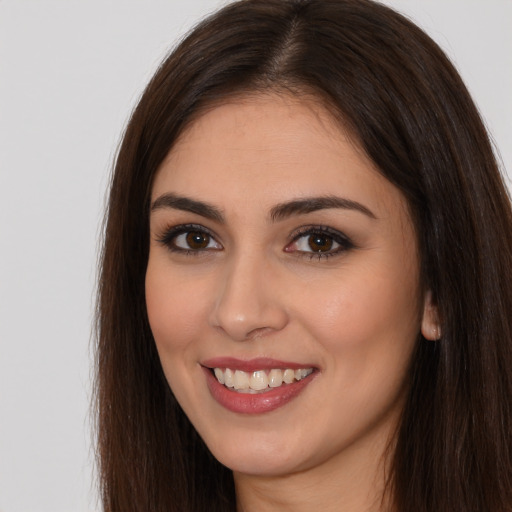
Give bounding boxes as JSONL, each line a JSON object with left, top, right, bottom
{"left": 285, "top": 226, "right": 353, "bottom": 260}
{"left": 164, "top": 227, "right": 222, "bottom": 252}
{"left": 185, "top": 231, "right": 210, "bottom": 249}
{"left": 307, "top": 234, "right": 334, "bottom": 252}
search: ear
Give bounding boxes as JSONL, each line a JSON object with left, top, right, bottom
{"left": 421, "top": 290, "right": 441, "bottom": 340}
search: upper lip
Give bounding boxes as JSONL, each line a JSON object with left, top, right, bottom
{"left": 201, "top": 357, "right": 316, "bottom": 372}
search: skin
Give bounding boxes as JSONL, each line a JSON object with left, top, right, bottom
{"left": 145, "top": 94, "right": 438, "bottom": 511}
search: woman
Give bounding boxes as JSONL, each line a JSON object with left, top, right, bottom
{"left": 96, "top": 0, "right": 512, "bottom": 510}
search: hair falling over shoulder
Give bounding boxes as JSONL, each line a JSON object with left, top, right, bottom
{"left": 95, "top": 1, "right": 512, "bottom": 510}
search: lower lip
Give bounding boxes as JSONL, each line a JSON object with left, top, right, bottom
{"left": 203, "top": 367, "right": 316, "bottom": 414}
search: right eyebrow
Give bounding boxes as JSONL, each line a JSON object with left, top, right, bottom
{"left": 150, "top": 193, "right": 225, "bottom": 223}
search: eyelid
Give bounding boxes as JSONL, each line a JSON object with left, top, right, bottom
{"left": 289, "top": 224, "right": 352, "bottom": 244}
{"left": 155, "top": 222, "right": 353, "bottom": 260}
{"left": 156, "top": 223, "right": 222, "bottom": 252}
{"left": 286, "top": 225, "right": 354, "bottom": 259}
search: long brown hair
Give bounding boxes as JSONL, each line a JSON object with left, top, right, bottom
{"left": 95, "top": 1, "right": 512, "bottom": 510}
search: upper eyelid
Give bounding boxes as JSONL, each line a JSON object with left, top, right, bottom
{"left": 157, "top": 223, "right": 216, "bottom": 236}
{"left": 289, "top": 224, "right": 351, "bottom": 241}
{"left": 287, "top": 225, "right": 355, "bottom": 255}
{"left": 155, "top": 223, "right": 220, "bottom": 243}
{"left": 156, "top": 223, "right": 347, "bottom": 237}
{"left": 155, "top": 222, "right": 353, "bottom": 251}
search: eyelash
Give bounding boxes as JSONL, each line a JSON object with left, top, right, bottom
{"left": 156, "top": 224, "right": 221, "bottom": 256}
{"left": 287, "top": 225, "right": 354, "bottom": 260}
{"left": 155, "top": 223, "right": 354, "bottom": 260}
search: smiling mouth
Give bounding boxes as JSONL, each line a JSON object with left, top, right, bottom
{"left": 202, "top": 358, "right": 318, "bottom": 414}
{"left": 212, "top": 367, "right": 314, "bottom": 394}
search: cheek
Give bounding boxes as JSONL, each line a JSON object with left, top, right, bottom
{"left": 296, "top": 263, "right": 421, "bottom": 366}
{"left": 145, "top": 262, "right": 208, "bottom": 356}
{"left": 297, "top": 268, "right": 420, "bottom": 435}
{"left": 145, "top": 261, "right": 211, "bottom": 411}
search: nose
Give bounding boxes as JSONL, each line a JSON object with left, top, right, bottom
{"left": 209, "top": 252, "right": 289, "bottom": 341}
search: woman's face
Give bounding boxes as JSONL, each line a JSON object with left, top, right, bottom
{"left": 146, "top": 94, "right": 435, "bottom": 478}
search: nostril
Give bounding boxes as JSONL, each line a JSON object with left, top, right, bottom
{"left": 209, "top": 267, "right": 290, "bottom": 341}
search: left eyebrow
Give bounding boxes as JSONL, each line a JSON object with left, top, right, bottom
{"left": 269, "top": 196, "right": 377, "bottom": 222}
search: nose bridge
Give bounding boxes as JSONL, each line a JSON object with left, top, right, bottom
{"left": 210, "top": 247, "right": 288, "bottom": 341}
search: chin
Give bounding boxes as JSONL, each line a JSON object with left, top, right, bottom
{"left": 214, "top": 447, "right": 298, "bottom": 477}
{"left": 199, "top": 423, "right": 315, "bottom": 477}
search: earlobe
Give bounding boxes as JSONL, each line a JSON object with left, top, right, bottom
{"left": 421, "top": 290, "right": 441, "bottom": 340}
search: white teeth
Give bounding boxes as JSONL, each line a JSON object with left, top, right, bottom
{"left": 268, "top": 369, "right": 283, "bottom": 388}
{"left": 298, "top": 368, "right": 310, "bottom": 379}
{"left": 213, "top": 367, "right": 313, "bottom": 393}
{"left": 283, "top": 369, "right": 295, "bottom": 384}
{"left": 234, "top": 370, "right": 250, "bottom": 390}
{"left": 214, "top": 367, "right": 225, "bottom": 385}
{"left": 250, "top": 370, "right": 269, "bottom": 391}
{"left": 224, "top": 368, "right": 234, "bottom": 388}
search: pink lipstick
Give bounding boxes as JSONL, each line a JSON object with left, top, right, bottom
{"left": 201, "top": 357, "right": 317, "bottom": 414}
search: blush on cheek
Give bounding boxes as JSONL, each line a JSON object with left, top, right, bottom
{"left": 146, "top": 290, "right": 205, "bottom": 360}
{"left": 148, "top": 309, "right": 198, "bottom": 352}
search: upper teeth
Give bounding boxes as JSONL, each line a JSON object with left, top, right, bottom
{"left": 213, "top": 367, "right": 313, "bottom": 393}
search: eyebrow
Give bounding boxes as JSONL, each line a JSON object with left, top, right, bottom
{"left": 269, "top": 196, "right": 376, "bottom": 222}
{"left": 150, "top": 193, "right": 376, "bottom": 223}
{"left": 151, "top": 193, "right": 224, "bottom": 222}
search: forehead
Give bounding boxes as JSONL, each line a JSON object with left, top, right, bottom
{"left": 151, "top": 93, "right": 408, "bottom": 222}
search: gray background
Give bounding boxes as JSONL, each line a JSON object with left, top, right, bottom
{"left": 0, "top": 1, "right": 510, "bottom": 511}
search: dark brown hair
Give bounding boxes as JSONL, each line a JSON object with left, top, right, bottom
{"left": 95, "top": 1, "right": 512, "bottom": 510}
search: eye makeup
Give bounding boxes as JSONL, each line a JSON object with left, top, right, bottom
{"left": 156, "top": 223, "right": 222, "bottom": 256}
{"left": 155, "top": 221, "right": 355, "bottom": 261}
{"left": 285, "top": 225, "right": 355, "bottom": 261}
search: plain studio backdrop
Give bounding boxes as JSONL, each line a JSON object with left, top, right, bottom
{"left": 0, "top": 1, "right": 510, "bottom": 511}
